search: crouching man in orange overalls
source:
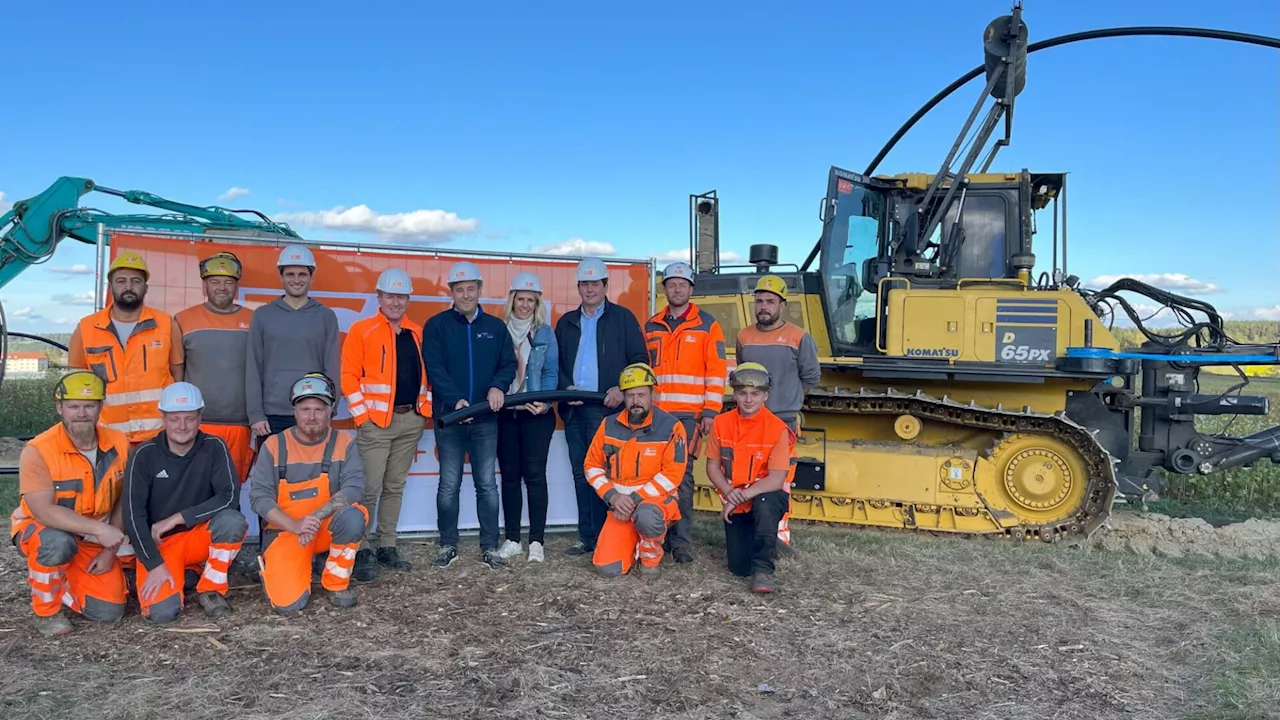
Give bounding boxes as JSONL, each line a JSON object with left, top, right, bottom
{"left": 247, "top": 373, "right": 368, "bottom": 613}
{"left": 705, "top": 362, "right": 796, "bottom": 594}
{"left": 9, "top": 371, "right": 132, "bottom": 636}
{"left": 584, "top": 363, "right": 688, "bottom": 580}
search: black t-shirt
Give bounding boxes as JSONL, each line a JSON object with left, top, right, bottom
{"left": 122, "top": 431, "right": 239, "bottom": 570}
{"left": 393, "top": 328, "right": 421, "bottom": 408}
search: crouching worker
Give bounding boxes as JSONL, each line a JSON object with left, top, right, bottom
{"left": 585, "top": 363, "right": 687, "bottom": 580}
{"left": 10, "top": 371, "right": 131, "bottom": 636}
{"left": 123, "top": 382, "right": 248, "bottom": 624}
{"left": 705, "top": 363, "right": 795, "bottom": 593}
{"left": 249, "top": 373, "right": 367, "bottom": 613}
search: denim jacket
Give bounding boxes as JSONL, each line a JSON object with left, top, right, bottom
{"left": 522, "top": 324, "right": 559, "bottom": 392}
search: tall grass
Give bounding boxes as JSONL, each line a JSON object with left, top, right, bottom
{"left": 0, "top": 373, "right": 60, "bottom": 438}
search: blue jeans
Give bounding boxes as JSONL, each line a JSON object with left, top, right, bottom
{"left": 564, "top": 403, "right": 612, "bottom": 548}
{"left": 434, "top": 420, "right": 500, "bottom": 551}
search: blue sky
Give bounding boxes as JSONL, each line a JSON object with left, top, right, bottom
{"left": 2, "top": 0, "right": 1277, "bottom": 332}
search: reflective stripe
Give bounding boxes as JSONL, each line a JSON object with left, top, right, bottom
{"left": 705, "top": 391, "right": 723, "bottom": 402}
{"left": 61, "top": 590, "right": 76, "bottom": 608}
{"left": 202, "top": 568, "right": 228, "bottom": 584}
{"left": 209, "top": 547, "right": 236, "bottom": 562}
{"left": 116, "top": 541, "right": 135, "bottom": 557}
{"left": 33, "top": 589, "right": 56, "bottom": 602}
{"left": 346, "top": 391, "right": 366, "bottom": 404}
{"left": 585, "top": 468, "right": 606, "bottom": 481}
{"left": 612, "top": 482, "right": 643, "bottom": 493}
{"left": 654, "top": 474, "right": 677, "bottom": 492}
{"left": 656, "top": 374, "right": 705, "bottom": 385}
{"left": 659, "top": 392, "right": 705, "bottom": 405}
{"left": 332, "top": 547, "right": 357, "bottom": 561}
{"left": 639, "top": 550, "right": 662, "bottom": 559}
{"left": 104, "top": 417, "right": 164, "bottom": 434}
{"left": 361, "top": 383, "right": 392, "bottom": 394}
{"left": 324, "top": 562, "right": 352, "bottom": 579}
{"left": 29, "top": 569, "right": 56, "bottom": 583}
{"left": 348, "top": 402, "right": 368, "bottom": 416}
{"left": 102, "top": 388, "right": 164, "bottom": 407}
{"left": 705, "top": 377, "right": 725, "bottom": 388}
{"left": 367, "top": 399, "right": 390, "bottom": 412}
{"left": 639, "top": 482, "right": 661, "bottom": 497}
{"left": 589, "top": 476, "right": 609, "bottom": 491}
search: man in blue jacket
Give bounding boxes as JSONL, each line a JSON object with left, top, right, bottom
{"left": 555, "top": 257, "right": 649, "bottom": 557}
{"left": 422, "top": 261, "right": 518, "bottom": 569}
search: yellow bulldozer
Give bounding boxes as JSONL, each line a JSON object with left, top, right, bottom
{"left": 668, "top": 6, "right": 1280, "bottom": 542}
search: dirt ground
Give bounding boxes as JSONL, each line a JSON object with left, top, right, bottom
{"left": 3, "top": 515, "right": 1280, "bottom": 720}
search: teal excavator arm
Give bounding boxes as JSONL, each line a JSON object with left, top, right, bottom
{"left": 0, "top": 176, "right": 303, "bottom": 289}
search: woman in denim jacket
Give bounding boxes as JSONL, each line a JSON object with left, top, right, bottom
{"left": 495, "top": 272, "right": 559, "bottom": 562}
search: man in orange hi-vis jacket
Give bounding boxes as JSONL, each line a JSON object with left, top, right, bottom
{"left": 704, "top": 362, "right": 796, "bottom": 594}
{"left": 644, "top": 261, "right": 727, "bottom": 564}
{"left": 584, "top": 363, "right": 688, "bottom": 580}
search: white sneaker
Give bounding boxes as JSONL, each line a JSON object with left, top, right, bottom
{"left": 496, "top": 539, "right": 522, "bottom": 559}
{"left": 527, "top": 541, "right": 545, "bottom": 563}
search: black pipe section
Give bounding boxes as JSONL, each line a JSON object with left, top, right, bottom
{"left": 4, "top": 332, "right": 69, "bottom": 352}
{"left": 800, "top": 26, "right": 1280, "bottom": 271}
{"left": 436, "top": 390, "right": 608, "bottom": 427}
{"left": 1205, "top": 425, "right": 1280, "bottom": 472}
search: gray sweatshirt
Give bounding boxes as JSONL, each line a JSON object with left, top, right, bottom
{"left": 245, "top": 298, "right": 340, "bottom": 424}
{"left": 735, "top": 322, "right": 822, "bottom": 425}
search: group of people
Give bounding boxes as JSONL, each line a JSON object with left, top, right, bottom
{"left": 8, "top": 243, "right": 821, "bottom": 635}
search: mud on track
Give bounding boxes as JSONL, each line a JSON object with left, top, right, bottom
{"left": 3, "top": 516, "right": 1280, "bottom": 720}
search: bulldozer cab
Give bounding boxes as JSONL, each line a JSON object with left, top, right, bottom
{"left": 816, "top": 165, "right": 1066, "bottom": 355}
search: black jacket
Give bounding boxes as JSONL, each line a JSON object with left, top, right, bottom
{"left": 555, "top": 300, "right": 648, "bottom": 421}
{"left": 422, "top": 305, "right": 518, "bottom": 422}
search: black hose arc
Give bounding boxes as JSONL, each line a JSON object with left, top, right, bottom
{"left": 800, "top": 26, "right": 1280, "bottom": 271}
{"left": 436, "top": 390, "right": 608, "bottom": 426}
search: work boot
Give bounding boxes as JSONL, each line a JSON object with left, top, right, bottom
{"left": 482, "top": 550, "right": 507, "bottom": 570}
{"left": 564, "top": 540, "right": 592, "bottom": 557}
{"left": 198, "top": 591, "right": 232, "bottom": 620}
{"left": 638, "top": 564, "right": 661, "bottom": 581}
{"left": 377, "top": 546, "right": 412, "bottom": 572}
{"left": 328, "top": 588, "right": 357, "bottom": 609}
{"left": 184, "top": 569, "right": 201, "bottom": 593}
{"left": 34, "top": 612, "right": 73, "bottom": 637}
{"left": 671, "top": 547, "right": 694, "bottom": 564}
{"left": 433, "top": 546, "right": 459, "bottom": 568}
{"left": 353, "top": 549, "right": 379, "bottom": 582}
{"left": 751, "top": 573, "right": 776, "bottom": 593}
{"left": 311, "top": 554, "right": 326, "bottom": 582}
{"left": 777, "top": 542, "right": 795, "bottom": 558}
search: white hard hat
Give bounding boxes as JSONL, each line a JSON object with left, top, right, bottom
{"left": 447, "top": 261, "right": 483, "bottom": 285}
{"left": 662, "top": 261, "right": 696, "bottom": 286}
{"left": 291, "top": 373, "right": 335, "bottom": 406}
{"left": 510, "top": 272, "right": 543, "bottom": 294}
{"left": 277, "top": 244, "right": 316, "bottom": 269}
{"left": 576, "top": 257, "right": 608, "bottom": 282}
{"left": 158, "top": 382, "right": 205, "bottom": 413}
{"left": 376, "top": 268, "right": 414, "bottom": 295}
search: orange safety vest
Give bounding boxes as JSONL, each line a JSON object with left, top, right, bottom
{"left": 263, "top": 430, "right": 352, "bottom": 527}
{"left": 644, "top": 302, "right": 728, "bottom": 418}
{"left": 9, "top": 423, "right": 130, "bottom": 538}
{"left": 72, "top": 306, "right": 176, "bottom": 442}
{"left": 709, "top": 407, "right": 796, "bottom": 515}
{"left": 340, "top": 313, "right": 431, "bottom": 427}
{"left": 584, "top": 407, "right": 688, "bottom": 504}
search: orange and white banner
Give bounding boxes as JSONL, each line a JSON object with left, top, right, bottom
{"left": 110, "top": 233, "right": 654, "bottom": 535}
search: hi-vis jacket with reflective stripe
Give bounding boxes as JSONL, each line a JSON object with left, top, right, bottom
{"left": 9, "top": 423, "right": 129, "bottom": 539}
{"left": 340, "top": 313, "right": 431, "bottom": 427}
{"left": 644, "top": 302, "right": 728, "bottom": 418}
{"left": 584, "top": 407, "right": 688, "bottom": 506}
{"left": 69, "top": 307, "right": 181, "bottom": 443}
{"left": 705, "top": 407, "right": 796, "bottom": 515}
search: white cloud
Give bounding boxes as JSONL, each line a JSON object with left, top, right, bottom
{"left": 0, "top": 191, "right": 10, "bottom": 214}
{"left": 49, "top": 317, "right": 74, "bottom": 326}
{"left": 48, "top": 264, "right": 94, "bottom": 276}
{"left": 218, "top": 186, "right": 251, "bottom": 202}
{"left": 532, "top": 238, "right": 617, "bottom": 256}
{"left": 277, "top": 204, "right": 480, "bottom": 243}
{"left": 1223, "top": 305, "right": 1280, "bottom": 321}
{"left": 651, "top": 248, "right": 744, "bottom": 265}
{"left": 1088, "top": 273, "right": 1220, "bottom": 294}
{"left": 51, "top": 291, "right": 95, "bottom": 306}
{"left": 9, "top": 307, "right": 42, "bottom": 320}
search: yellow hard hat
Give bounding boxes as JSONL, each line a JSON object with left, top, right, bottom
{"left": 754, "top": 274, "right": 787, "bottom": 300}
{"left": 108, "top": 251, "right": 150, "bottom": 280}
{"left": 199, "top": 251, "right": 242, "bottom": 279}
{"left": 730, "top": 362, "right": 772, "bottom": 390}
{"left": 53, "top": 370, "right": 106, "bottom": 401}
{"left": 618, "top": 363, "right": 658, "bottom": 391}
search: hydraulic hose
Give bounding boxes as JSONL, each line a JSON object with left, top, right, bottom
{"left": 799, "top": 26, "right": 1280, "bottom": 271}
{"left": 436, "top": 390, "right": 608, "bottom": 427}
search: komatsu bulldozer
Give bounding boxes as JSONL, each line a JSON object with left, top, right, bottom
{"left": 675, "top": 5, "right": 1280, "bottom": 542}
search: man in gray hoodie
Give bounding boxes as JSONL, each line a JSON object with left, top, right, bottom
{"left": 246, "top": 245, "right": 341, "bottom": 437}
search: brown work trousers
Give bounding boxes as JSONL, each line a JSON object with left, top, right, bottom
{"left": 355, "top": 410, "right": 425, "bottom": 550}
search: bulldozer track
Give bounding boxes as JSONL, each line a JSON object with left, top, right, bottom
{"left": 800, "top": 386, "right": 1117, "bottom": 544}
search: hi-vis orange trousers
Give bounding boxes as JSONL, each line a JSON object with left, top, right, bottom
{"left": 12, "top": 521, "right": 126, "bottom": 622}
{"left": 200, "top": 424, "right": 255, "bottom": 483}
{"left": 259, "top": 504, "right": 367, "bottom": 613}
{"left": 592, "top": 495, "right": 680, "bottom": 577}
{"left": 137, "top": 509, "right": 249, "bottom": 623}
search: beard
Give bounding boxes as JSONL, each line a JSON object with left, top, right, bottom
{"left": 63, "top": 419, "right": 97, "bottom": 447}
{"left": 114, "top": 289, "right": 145, "bottom": 310}
{"left": 627, "top": 406, "right": 648, "bottom": 424}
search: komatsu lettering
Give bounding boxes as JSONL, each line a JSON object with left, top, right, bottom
{"left": 905, "top": 347, "right": 960, "bottom": 358}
